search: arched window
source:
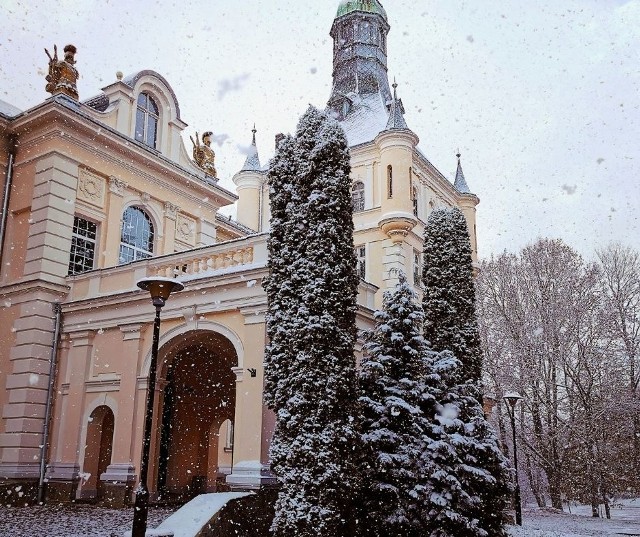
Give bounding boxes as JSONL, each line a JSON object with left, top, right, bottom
{"left": 412, "top": 185, "right": 419, "bottom": 217}
{"left": 135, "top": 92, "right": 159, "bottom": 148}
{"left": 387, "top": 165, "right": 393, "bottom": 198}
{"left": 352, "top": 181, "right": 365, "bottom": 212}
{"left": 119, "top": 206, "right": 154, "bottom": 264}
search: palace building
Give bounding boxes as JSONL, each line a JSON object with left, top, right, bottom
{"left": 0, "top": 1, "right": 478, "bottom": 505}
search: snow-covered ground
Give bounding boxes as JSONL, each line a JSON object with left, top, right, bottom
{"left": 0, "top": 504, "right": 176, "bottom": 537}
{"left": 508, "top": 499, "right": 640, "bottom": 537}
{"left": 0, "top": 499, "right": 637, "bottom": 536}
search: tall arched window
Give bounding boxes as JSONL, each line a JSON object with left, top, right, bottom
{"left": 119, "top": 206, "right": 154, "bottom": 264}
{"left": 412, "top": 185, "right": 419, "bottom": 217}
{"left": 387, "top": 165, "right": 393, "bottom": 198}
{"left": 135, "top": 92, "right": 159, "bottom": 148}
{"left": 352, "top": 181, "right": 365, "bottom": 212}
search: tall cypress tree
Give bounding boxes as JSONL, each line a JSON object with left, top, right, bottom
{"left": 264, "top": 106, "right": 360, "bottom": 537}
{"left": 358, "top": 273, "right": 431, "bottom": 537}
{"left": 422, "top": 207, "right": 483, "bottom": 386}
{"left": 420, "top": 206, "right": 511, "bottom": 536}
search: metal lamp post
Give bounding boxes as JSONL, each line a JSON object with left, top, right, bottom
{"left": 132, "top": 277, "right": 184, "bottom": 537}
{"left": 504, "top": 391, "right": 523, "bottom": 526}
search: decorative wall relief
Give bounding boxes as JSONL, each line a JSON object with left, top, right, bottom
{"left": 77, "top": 168, "right": 106, "bottom": 207}
{"left": 176, "top": 213, "right": 196, "bottom": 246}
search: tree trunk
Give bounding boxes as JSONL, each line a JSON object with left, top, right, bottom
{"left": 547, "top": 468, "right": 563, "bottom": 510}
{"left": 524, "top": 449, "right": 545, "bottom": 508}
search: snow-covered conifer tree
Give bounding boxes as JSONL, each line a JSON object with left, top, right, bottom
{"left": 420, "top": 352, "right": 512, "bottom": 537}
{"left": 264, "top": 106, "right": 360, "bottom": 537}
{"left": 422, "top": 207, "right": 483, "bottom": 386}
{"left": 420, "top": 207, "right": 512, "bottom": 536}
{"left": 358, "top": 273, "right": 431, "bottom": 536}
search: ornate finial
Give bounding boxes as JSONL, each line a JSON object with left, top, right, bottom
{"left": 392, "top": 77, "right": 398, "bottom": 100}
{"left": 456, "top": 149, "right": 461, "bottom": 160}
{"left": 116, "top": 71, "right": 123, "bottom": 81}
{"left": 252, "top": 124, "right": 257, "bottom": 145}
{"left": 44, "top": 44, "right": 79, "bottom": 99}
{"left": 190, "top": 131, "right": 217, "bottom": 178}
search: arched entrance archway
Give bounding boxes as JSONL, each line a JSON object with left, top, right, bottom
{"left": 155, "top": 330, "right": 237, "bottom": 500}
{"left": 81, "top": 405, "right": 114, "bottom": 501}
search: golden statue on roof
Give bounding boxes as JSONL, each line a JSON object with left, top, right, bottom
{"left": 190, "top": 131, "right": 217, "bottom": 178}
{"left": 45, "top": 44, "right": 79, "bottom": 100}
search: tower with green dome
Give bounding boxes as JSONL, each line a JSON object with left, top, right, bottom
{"left": 328, "top": 0, "right": 392, "bottom": 120}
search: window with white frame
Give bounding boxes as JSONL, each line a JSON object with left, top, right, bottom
{"left": 119, "top": 206, "right": 154, "bottom": 264}
{"left": 352, "top": 181, "right": 365, "bottom": 212}
{"left": 68, "top": 216, "right": 97, "bottom": 275}
{"left": 355, "top": 245, "right": 366, "bottom": 280}
{"left": 413, "top": 249, "right": 422, "bottom": 286}
{"left": 135, "top": 92, "right": 159, "bottom": 148}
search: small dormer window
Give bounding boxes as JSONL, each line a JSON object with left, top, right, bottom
{"left": 135, "top": 92, "right": 159, "bottom": 148}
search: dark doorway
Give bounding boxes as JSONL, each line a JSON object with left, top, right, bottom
{"left": 157, "top": 331, "right": 237, "bottom": 501}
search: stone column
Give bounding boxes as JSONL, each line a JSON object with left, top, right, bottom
{"left": 98, "top": 323, "right": 142, "bottom": 507}
{"left": 226, "top": 309, "right": 275, "bottom": 490}
{"left": 45, "top": 330, "right": 94, "bottom": 502}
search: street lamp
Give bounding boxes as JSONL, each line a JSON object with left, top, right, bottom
{"left": 132, "top": 277, "right": 184, "bottom": 537}
{"left": 504, "top": 391, "right": 523, "bottom": 526}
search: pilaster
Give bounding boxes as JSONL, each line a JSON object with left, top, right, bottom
{"left": 23, "top": 153, "right": 78, "bottom": 282}
{"left": 104, "top": 176, "right": 127, "bottom": 266}
{"left": 163, "top": 202, "right": 179, "bottom": 254}
{"left": 226, "top": 309, "right": 275, "bottom": 490}
{"left": 0, "top": 298, "right": 59, "bottom": 480}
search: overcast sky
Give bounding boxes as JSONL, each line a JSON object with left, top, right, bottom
{"left": 1, "top": 0, "right": 638, "bottom": 259}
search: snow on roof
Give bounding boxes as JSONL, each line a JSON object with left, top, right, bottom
{"left": 241, "top": 128, "right": 262, "bottom": 172}
{"left": 454, "top": 156, "right": 472, "bottom": 194}
{"left": 336, "top": 92, "right": 389, "bottom": 147}
{"left": 0, "top": 99, "right": 22, "bottom": 118}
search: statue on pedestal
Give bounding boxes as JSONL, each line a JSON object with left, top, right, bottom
{"left": 190, "top": 131, "right": 217, "bottom": 178}
{"left": 45, "top": 44, "right": 79, "bottom": 100}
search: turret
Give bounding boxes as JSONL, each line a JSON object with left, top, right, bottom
{"left": 375, "top": 82, "right": 419, "bottom": 242}
{"left": 328, "top": 1, "right": 391, "bottom": 120}
{"left": 232, "top": 126, "right": 266, "bottom": 232}
{"left": 453, "top": 152, "right": 480, "bottom": 261}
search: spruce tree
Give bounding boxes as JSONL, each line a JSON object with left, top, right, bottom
{"left": 264, "top": 106, "right": 360, "bottom": 537}
{"left": 422, "top": 207, "right": 482, "bottom": 386}
{"left": 420, "top": 353, "right": 512, "bottom": 537}
{"left": 358, "top": 273, "right": 431, "bottom": 537}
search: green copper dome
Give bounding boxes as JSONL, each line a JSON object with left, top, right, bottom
{"left": 336, "top": 0, "right": 387, "bottom": 20}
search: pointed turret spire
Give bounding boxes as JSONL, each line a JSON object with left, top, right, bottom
{"left": 454, "top": 151, "right": 472, "bottom": 194}
{"left": 385, "top": 79, "right": 409, "bottom": 130}
{"left": 241, "top": 124, "right": 261, "bottom": 171}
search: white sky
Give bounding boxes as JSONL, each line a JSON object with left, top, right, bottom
{"left": 1, "top": 0, "right": 638, "bottom": 259}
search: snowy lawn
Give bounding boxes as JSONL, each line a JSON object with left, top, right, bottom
{"left": 0, "top": 503, "right": 176, "bottom": 537}
{"left": 0, "top": 499, "right": 638, "bottom": 536}
{"left": 507, "top": 499, "right": 640, "bottom": 537}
